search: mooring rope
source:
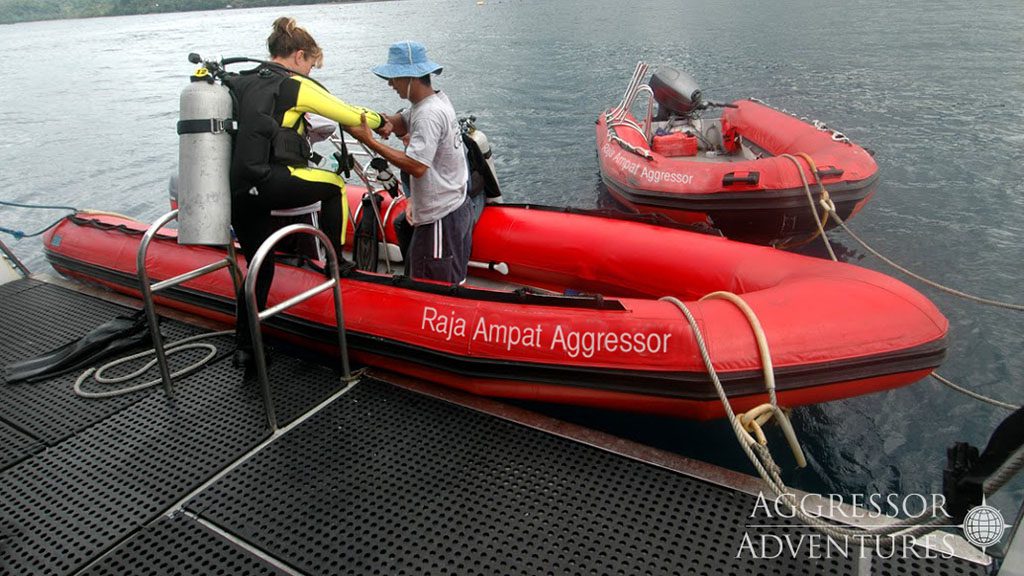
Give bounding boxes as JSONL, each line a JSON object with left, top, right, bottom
{"left": 985, "top": 445, "right": 1024, "bottom": 496}
{"left": 777, "top": 153, "right": 836, "bottom": 258}
{"left": 929, "top": 372, "right": 1020, "bottom": 411}
{"left": 783, "top": 155, "right": 1023, "bottom": 411}
{"left": 829, "top": 208, "right": 1024, "bottom": 312}
{"left": 783, "top": 171, "right": 1023, "bottom": 311}
{"left": 661, "top": 293, "right": 953, "bottom": 540}
{"left": 0, "top": 198, "right": 80, "bottom": 239}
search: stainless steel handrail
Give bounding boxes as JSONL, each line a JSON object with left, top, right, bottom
{"left": 137, "top": 209, "right": 242, "bottom": 396}
{"left": 244, "top": 223, "right": 351, "bottom": 431}
{"left": 638, "top": 84, "right": 655, "bottom": 142}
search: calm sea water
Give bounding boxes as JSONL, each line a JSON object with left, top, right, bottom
{"left": 1, "top": 0, "right": 1022, "bottom": 533}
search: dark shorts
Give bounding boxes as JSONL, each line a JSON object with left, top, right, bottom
{"left": 406, "top": 198, "right": 473, "bottom": 283}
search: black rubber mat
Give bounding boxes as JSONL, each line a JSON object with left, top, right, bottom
{"left": 79, "top": 514, "right": 287, "bottom": 576}
{"left": 185, "top": 379, "right": 986, "bottom": 576}
{"left": 0, "top": 281, "right": 151, "bottom": 444}
{"left": 258, "top": 349, "right": 350, "bottom": 427}
{"left": 0, "top": 419, "right": 41, "bottom": 472}
{"left": 0, "top": 276, "right": 46, "bottom": 298}
{"left": 0, "top": 359, "right": 272, "bottom": 575}
{"left": 0, "top": 280, "right": 354, "bottom": 575}
{"left": 0, "top": 352, "right": 346, "bottom": 576}
{"left": 0, "top": 280, "right": 345, "bottom": 445}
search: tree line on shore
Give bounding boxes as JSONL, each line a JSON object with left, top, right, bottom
{"left": 0, "top": 0, "right": 374, "bottom": 25}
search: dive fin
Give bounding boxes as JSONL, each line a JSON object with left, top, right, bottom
{"left": 4, "top": 311, "right": 153, "bottom": 385}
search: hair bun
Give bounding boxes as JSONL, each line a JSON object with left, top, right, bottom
{"left": 267, "top": 16, "right": 321, "bottom": 66}
{"left": 272, "top": 16, "right": 296, "bottom": 35}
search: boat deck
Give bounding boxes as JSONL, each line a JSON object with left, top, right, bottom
{"left": 0, "top": 278, "right": 992, "bottom": 575}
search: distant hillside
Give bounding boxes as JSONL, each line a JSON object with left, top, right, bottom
{"left": 0, "top": 0, "right": 378, "bottom": 24}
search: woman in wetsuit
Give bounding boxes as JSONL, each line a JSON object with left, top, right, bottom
{"left": 229, "top": 17, "right": 385, "bottom": 368}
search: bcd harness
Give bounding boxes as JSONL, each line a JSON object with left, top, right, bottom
{"left": 179, "top": 62, "right": 323, "bottom": 192}
{"left": 225, "top": 64, "right": 318, "bottom": 181}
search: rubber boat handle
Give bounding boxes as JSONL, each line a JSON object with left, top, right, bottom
{"left": 815, "top": 166, "right": 845, "bottom": 179}
{"left": 722, "top": 171, "right": 760, "bottom": 186}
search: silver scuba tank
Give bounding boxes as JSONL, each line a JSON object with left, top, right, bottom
{"left": 465, "top": 125, "right": 501, "bottom": 202}
{"left": 177, "top": 68, "right": 233, "bottom": 245}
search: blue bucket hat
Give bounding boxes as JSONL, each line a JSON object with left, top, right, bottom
{"left": 372, "top": 41, "right": 443, "bottom": 79}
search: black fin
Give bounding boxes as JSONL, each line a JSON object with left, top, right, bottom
{"left": 4, "top": 311, "right": 153, "bottom": 385}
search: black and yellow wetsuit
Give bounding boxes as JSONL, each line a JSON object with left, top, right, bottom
{"left": 225, "top": 63, "right": 383, "bottom": 355}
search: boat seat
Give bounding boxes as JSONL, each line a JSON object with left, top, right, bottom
{"left": 270, "top": 202, "right": 325, "bottom": 261}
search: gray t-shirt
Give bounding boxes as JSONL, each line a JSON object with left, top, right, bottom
{"left": 401, "top": 91, "right": 468, "bottom": 225}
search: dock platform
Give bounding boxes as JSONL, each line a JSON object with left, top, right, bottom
{"left": 0, "top": 279, "right": 993, "bottom": 575}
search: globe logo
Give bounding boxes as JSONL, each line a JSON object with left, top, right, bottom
{"left": 962, "top": 504, "right": 1006, "bottom": 550}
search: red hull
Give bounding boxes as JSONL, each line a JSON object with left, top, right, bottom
{"left": 44, "top": 195, "right": 945, "bottom": 420}
{"left": 597, "top": 100, "right": 878, "bottom": 244}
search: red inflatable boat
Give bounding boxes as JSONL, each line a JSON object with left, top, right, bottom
{"left": 43, "top": 188, "right": 945, "bottom": 420}
{"left": 598, "top": 67, "right": 879, "bottom": 244}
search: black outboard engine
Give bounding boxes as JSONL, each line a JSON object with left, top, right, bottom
{"left": 650, "top": 67, "right": 703, "bottom": 120}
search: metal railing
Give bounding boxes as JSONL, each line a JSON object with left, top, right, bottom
{"left": 244, "top": 223, "right": 352, "bottom": 431}
{"left": 607, "top": 84, "right": 655, "bottom": 144}
{"left": 136, "top": 209, "right": 242, "bottom": 396}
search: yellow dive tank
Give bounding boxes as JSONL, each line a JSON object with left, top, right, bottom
{"left": 176, "top": 65, "right": 234, "bottom": 245}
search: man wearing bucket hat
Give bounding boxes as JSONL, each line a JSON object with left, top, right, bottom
{"left": 345, "top": 41, "right": 472, "bottom": 284}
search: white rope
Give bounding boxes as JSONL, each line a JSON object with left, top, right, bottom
{"left": 778, "top": 153, "right": 836, "bottom": 260}
{"left": 985, "top": 445, "right": 1024, "bottom": 496}
{"left": 660, "top": 294, "right": 945, "bottom": 539}
{"left": 74, "top": 331, "right": 233, "bottom": 398}
{"left": 781, "top": 156, "right": 1022, "bottom": 411}
{"left": 931, "top": 372, "right": 1020, "bottom": 411}
{"left": 605, "top": 129, "right": 653, "bottom": 160}
{"left": 827, "top": 210, "right": 1024, "bottom": 311}
{"left": 698, "top": 291, "right": 806, "bottom": 468}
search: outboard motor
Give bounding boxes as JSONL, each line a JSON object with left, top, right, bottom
{"left": 649, "top": 67, "right": 703, "bottom": 120}
{"left": 176, "top": 59, "right": 234, "bottom": 245}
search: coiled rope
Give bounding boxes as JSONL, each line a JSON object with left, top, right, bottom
{"left": 74, "top": 331, "right": 232, "bottom": 398}
{"left": 784, "top": 154, "right": 1022, "bottom": 411}
{"left": 662, "top": 293, "right": 948, "bottom": 540}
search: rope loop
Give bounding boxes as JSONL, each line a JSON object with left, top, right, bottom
{"left": 74, "top": 330, "right": 233, "bottom": 399}
{"left": 659, "top": 294, "right": 955, "bottom": 540}
{"left": 819, "top": 196, "right": 836, "bottom": 214}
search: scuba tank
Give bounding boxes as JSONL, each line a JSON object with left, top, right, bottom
{"left": 466, "top": 126, "right": 499, "bottom": 192}
{"left": 459, "top": 116, "right": 502, "bottom": 202}
{"left": 176, "top": 61, "right": 234, "bottom": 245}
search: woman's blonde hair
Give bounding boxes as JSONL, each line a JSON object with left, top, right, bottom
{"left": 268, "top": 17, "right": 323, "bottom": 68}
